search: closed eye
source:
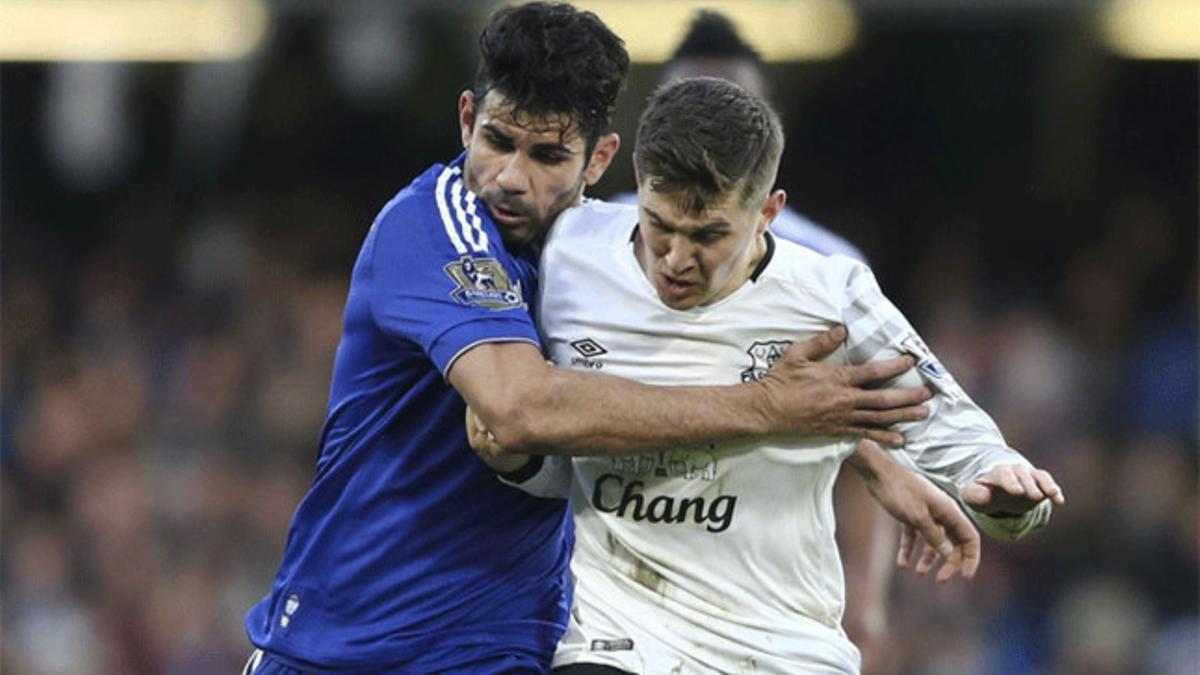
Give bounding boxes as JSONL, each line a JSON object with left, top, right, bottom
{"left": 692, "top": 230, "right": 727, "bottom": 244}
{"left": 483, "top": 129, "right": 514, "bottom": 152}
{"left": 648, "top": 217, "right": 672, "bottom": 234}
{"left": 532, "top": 147, "right": 571, "bottom": 165}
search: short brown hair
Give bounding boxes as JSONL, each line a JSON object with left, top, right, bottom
{"left": 634, "top": 77, "right": 784, "bottom": 215}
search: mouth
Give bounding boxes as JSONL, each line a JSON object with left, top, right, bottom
{"left": 659, "top": 272, "right": 698, "bottom": 298}
{"left": 490, "top": 203, "right": 531, "bottom": 227}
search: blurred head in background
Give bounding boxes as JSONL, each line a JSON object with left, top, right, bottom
{"left": 458, "top": 1, "right": 629, "bottom": 247}
{"left": 662, "top": 11, "right": 768, "bottom": 99}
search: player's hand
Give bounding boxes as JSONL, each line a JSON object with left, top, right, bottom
{"left": 465, "top": 405, "right": 532, "bottom": 474}
{"left": 852, "top": 441, "right": 981, "bottom": 582}
{"left": 961, "top": 463, "right": 1064, "bottom": 516}
{"left": 758, "top": 325, "right": 932, "bottom": 447}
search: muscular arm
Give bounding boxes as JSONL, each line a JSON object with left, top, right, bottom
{"left": 450, "top": 326, "right": 931, "bottom": 457}
{"left": 452, "top": 341, "right": 765, "bottom": 455}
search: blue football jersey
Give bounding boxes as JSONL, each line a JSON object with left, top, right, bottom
{"left": 246, "top": 154, "right": 573, "bottom": 671}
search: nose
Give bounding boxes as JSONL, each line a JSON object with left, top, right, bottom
{"left": 663, "top": 235, "right": 695, "bottom": 274}
{"left": 494, "top": 153, "right": 530, "bottom": 195}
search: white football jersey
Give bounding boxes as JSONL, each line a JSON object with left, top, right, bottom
{"left": 529, "top": 200, "right": 1050, "bottom": 674}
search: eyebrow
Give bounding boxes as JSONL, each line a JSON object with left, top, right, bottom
{"left": 481, "top": 121, "right": 577, "bottom": 155}
{"left": 642, "top": 205, "right": 732, "bottom": 233}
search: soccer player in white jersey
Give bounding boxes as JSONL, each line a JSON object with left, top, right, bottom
{"left": 611, "top": 13, "right": 890, "bottom": 667}
{"left": 473, "top": 77, "right": 1063, "bottom": 675}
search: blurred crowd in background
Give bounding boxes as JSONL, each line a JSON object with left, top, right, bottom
{"left": 2, "top": 2, "right": 1196, "bottom": 674}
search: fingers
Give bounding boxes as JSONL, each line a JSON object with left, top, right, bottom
{"left": 465, "top": 407, "right": 485, "bottom": 449}
{"left": 897, "top": 492, "right": 982, "bottom": 583}
{"left": 958, "top": 531, "right": 981, "bottom": 580}
{"left": 849, "top": 405, "right": 930, "bottom": 427}
{"left": 1033, "top": 468, "right": 1066, "bottom": 505}
{"left": 915, "top": 540, "right": 941, "bottom": 575}
{"left": 470, "top": 410, "right": 487, "bottom": 436}
{"left": 976, "top": 464, "right": 1066, "bottom": 506}
{"left": 789, "top": 325, "right": 847, "bottom": 361}
{"left": 935, "top": 544, "right": 963, "bottom": 583}
{"left": 845, "top": 354, "right": 918, "bottom": 386}
{"left": 910, "top": 508, "right": 954, "bottom": 565}
{"left": 843, "top": 426, "right": 906, "bottom": 448}
{"left": 961, "top": 481, "right": 992, "bottom": 507}
{"left": 933, "top": 500, "right": 981, "bottom": 581}
{"left": 854, "top": 386, "right": 933, "bottom": 411}
{"left": 1014, "top": 467, "right": 1044, "bottom": 501}
{"left": 990, "top": 465, "right": 1025, "bottom": 496}
{"left": 896, "top": 525, "right": 918, "bottom": 568}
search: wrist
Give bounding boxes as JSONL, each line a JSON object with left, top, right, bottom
{"left": 847, "top": 442, "right": 896, "bottom": 482}
{"left": 746, "top": 379, "right": 783, "bottom": 435}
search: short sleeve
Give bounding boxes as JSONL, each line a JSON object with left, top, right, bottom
{"left": 366, "top": 178, "right": 541, "bottom": 376}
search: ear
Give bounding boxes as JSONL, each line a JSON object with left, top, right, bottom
{"left": 757, "top": 189, "right": 787, "bottom": 234}
{"left": 458, "top": 90, "right": 476, "bottom": 149}
{"left": 583, "top": 132, "right": 621, "bottom": 186}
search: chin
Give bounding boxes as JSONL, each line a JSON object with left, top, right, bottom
{"left": 497, "top": 226, "right": 535, "bottom": 248}
{"left": 658, "top": 291, "right": 699, "bottom": 310}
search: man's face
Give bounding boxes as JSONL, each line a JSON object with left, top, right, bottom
{"left": 459, "top": 90, "right": 618, "bottom": 248}
{"left": 635, "top": 180, "right": 784, "bottom": 310}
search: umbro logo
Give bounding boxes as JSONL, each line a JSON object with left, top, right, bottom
{"left": 570, "top": 338, "right": 608, "bottom": 369}
{"left": 571, "top": 338, "right": 608, "bottom": 358}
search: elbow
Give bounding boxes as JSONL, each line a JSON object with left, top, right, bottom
{"left": 482, "top": 388, "right": 556, "bottom": 454}
{"left": 487, "top": 409, "right": 542, "bottom": 454}
{"left": 470, "top": 363, "right": 567, "bottom": 454}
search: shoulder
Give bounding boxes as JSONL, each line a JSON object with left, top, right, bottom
{"left": 373, "top": 160, "right": 505, "bottom": 260}
{"left": 765, "top": 236, "right": 875, "bottom": 306}
{"left": 545, "top": 199, "right": 638, "bottom": 252}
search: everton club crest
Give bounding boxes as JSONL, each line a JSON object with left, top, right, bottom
{"left": 740, "top": 340, "right": 793, "bottom": 382}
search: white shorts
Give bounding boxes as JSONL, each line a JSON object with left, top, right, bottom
{"left": 552, "top": 566, "right": 861, "bottom": 675}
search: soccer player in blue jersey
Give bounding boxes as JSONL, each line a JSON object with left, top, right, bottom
{"left": 244, "top": 4, "right": 939, "bottom": 673}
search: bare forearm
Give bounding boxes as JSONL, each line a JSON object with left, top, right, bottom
{"left": 835, "top": 466, "right": 896, "bottom": 667}
{"left": 452, "top": 332, "right": 930, "bottom": 458}
{"left": 837, "top": 467, "right": 897, "bottom": 598}
{"left": 504, "top": 367, "right": 772, "bottom": 455}
{"left": 846, "top": 438, "right": 900, "bottom": 482}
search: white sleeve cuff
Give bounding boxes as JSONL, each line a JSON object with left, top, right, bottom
{"left": 967, "top": 499, "right": 1053, "bottom": 542}
{"left": 497, "top": 455, "right": 572, "bottom": 499}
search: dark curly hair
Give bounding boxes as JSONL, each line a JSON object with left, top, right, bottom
{"left": 473, "top": 2, "right": 629, "bottom": 149}
{"left": 635, "top": 77, "right": 783, "bottom": 216}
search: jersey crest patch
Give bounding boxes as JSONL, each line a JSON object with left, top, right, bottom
{"left": 740, "top": 340, "right": 793, "bottom": 382}
{"left": 901, "top": 335, "right": 947, "bottom": 378}
{"left": 444, "top": 256, "right": 524, "bottom": 310}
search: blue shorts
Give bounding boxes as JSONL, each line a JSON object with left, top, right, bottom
{"left": 242, "top": 648, "right": 546, "bottom": 674}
